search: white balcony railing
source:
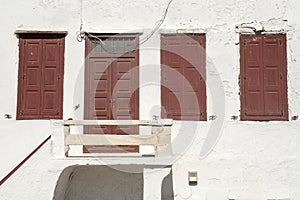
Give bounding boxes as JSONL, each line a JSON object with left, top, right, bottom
{"left": 62, "top": 119, "right": 173, "bottom": 157}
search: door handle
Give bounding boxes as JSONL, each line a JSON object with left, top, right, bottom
{"left": 109, "top": 99, "right": 116, "bottom": 108}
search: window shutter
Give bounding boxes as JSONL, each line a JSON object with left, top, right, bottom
{"left": 17, "top": 34, "right": 65, "bottom": 120}
{"left": 263, "top": 35, "right": 284, "bottom": 116}
{"left": 161, "top": 38, "right": 183, "bottom": 120}
{"left": 161, "top": 35, "right": 206, "bottom": 121}
{"left": 20, "top": 39, "right": 43, "bottom": 117}
{"left": 243, "top": 36, "right": 264, "bottom": 116}
{"left": 240, "top": 34, "right": 288, "bottom": 120}
{"left": 40, "top": 39, "right": 62, "bottom": 117}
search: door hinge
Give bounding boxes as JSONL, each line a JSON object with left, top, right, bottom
{"left": 279, "top": 40, "right": 282, "bottom": 45}
{"left": 22, "top": 74, "right": 26, "bottom": 80}
{"left": 58, "top": 42, "right": 61, "bottom": 46}
{"left": 56, "top": 110, "right": 59, "bottom": 115}
{"left": 280, "top": 74, "right": 283, "bottom": 80}
{"left": 281, "top": 110, "right": 283, "bottom": 116}
{"left": 238, "top": 74, "right": 241, "bottom": 95}
{"left": 20, "top": 110, "right": 24, "bottom": 115}
{"left": 243, "top": 40, "right": 246, "bottom": 46}
{"left": 23, "top": 40, "right": 26, "bottom": 45}
{"left": 57, "top": 74, "right": 61, "bottom": 80}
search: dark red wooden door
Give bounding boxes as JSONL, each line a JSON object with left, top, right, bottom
{"left": 161, "top": 34, "right": 206, "bottom": 121}
{"left": 84, "top": 35, "right": 139, "bottom": 153}
{"left": 111, "top": 58, "right": 139, "bottom": 138}
{"left": 17, "top": 36, "right": 64, "bottom": 119}
{"left": 240, "top": 34, "right": 288, "bottom": 120}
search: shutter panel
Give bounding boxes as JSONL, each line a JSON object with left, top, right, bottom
{"left": 182, "top": 36, "right": 206, "bottom": 120}
{"left": 263, "top": 35, "right": 284, "bottom": 116}
{"left": 161, "top": 35, "right": 206, "bottom": 120}
{"left": 242, "top": 35, "right": 264, "bottom": 116}
{"left": 40, "top": 39, "right": 63, "bottom": 117}
{"left": 240, "top": 34, "right": 288, "bottom": 120}
{"left": 21, "top": 39, "right": 43, "bottom": 117}
{"left": 161, "top": 36, "right": 184, "bottom": 120}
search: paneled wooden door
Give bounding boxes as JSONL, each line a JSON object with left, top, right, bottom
{"left": 84, "top": 35, "right": 139, "bottom": 153}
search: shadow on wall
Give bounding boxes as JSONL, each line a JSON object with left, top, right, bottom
{"left": 161, "top": 169, "right": 174, "bottom": 200}
{"left": 53, "top": 165, "right": 143, "bottom": 200}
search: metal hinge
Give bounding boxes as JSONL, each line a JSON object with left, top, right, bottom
{"left": 22, "top": 74, "right": 26, "bottom": 80}
{"left": 243, "top": 40, "right": 246, "bottom": 46}
{"left": 57, "top": 74, "right": 61, "bottom": 80}
{"left": 58, "top": 42, "right": 61, "bottom": 46}
{"left": 20, "top": 110, "right": 24, "bottom": 115}
{"left": 280, "top": 74, "right": 283, "bottom": 80}
{"left": 279, "top": 40, "right": 282, "bottom": 45}
{"left": 24, "top": 40, "right": 26, "bottom": 45}
{"left": 56, "top": 110, "right": 59, "bottom": 115}
{"left": 238, "top": 75, "right": 241, "bottom": 95}
{"left": 281, "top": 110, "right": 283, "bottom": 116}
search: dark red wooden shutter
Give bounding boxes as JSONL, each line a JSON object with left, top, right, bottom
{"left": 17, "top": 35, "right": 64, "bottom": 120}
{"left": 242, "top": 35, "right": 264, "bottom": 116}
{"left": 41, "top": 39, "right": 62, "bottom": 117}
{"left": 20, "top": 39, "right": 43, "bottom": 117}
{"left": 263, "top": 35, "right": 284, "bottom": 116}
{"left": 240, "top": 34, "right": 288, "bottom": 120}
{"left": 161, "top": 35, "right": 206, "bottom": 121}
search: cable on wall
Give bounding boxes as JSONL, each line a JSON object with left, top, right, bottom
{"left": 76, "top": 0, "right": 174, "bottom": 49}
{"left": 139, "top": 0, "right": 174, "bottom": 45}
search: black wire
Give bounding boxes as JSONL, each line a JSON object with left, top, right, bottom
{"left": 76, "top": 0, "right": 174, "bottom": 51}
{"left": 139, "top": 0, "right": 174, "bottom": 45}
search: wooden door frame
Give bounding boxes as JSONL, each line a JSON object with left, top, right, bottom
{"left": 83, "top": 34, "right": 140, "bottom": 153}
{"left": 84, "top": 34, "right": 140, "bottom": 122}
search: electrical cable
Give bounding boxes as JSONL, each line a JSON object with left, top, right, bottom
{"left": 76, "top": 0, "right": 174, "bottom": 49}
{"left": 139, "top": 0, "right": 174, "bottom": 45}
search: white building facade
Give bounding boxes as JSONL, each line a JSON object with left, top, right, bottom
{"left": 1, "top": 0, "right": 300, "bottom": 199}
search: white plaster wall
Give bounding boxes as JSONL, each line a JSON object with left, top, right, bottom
{"left": 0, "top": 0, "right": 300, "bottom": 199}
